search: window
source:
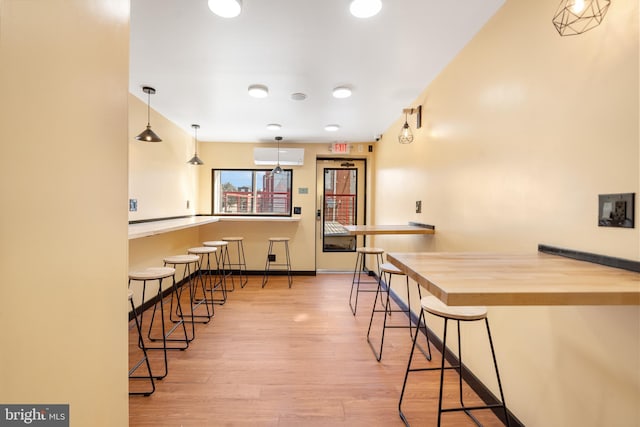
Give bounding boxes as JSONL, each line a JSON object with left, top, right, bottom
{"left": 212, "top": 169, "right": 292, "bottom": 216}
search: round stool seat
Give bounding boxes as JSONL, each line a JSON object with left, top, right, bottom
{"left": 163, "top": 254, "right": 200, "bottom": 265}
{"left": 421, "top": 296, "right": 487, "bottom": 321}
{"left": 188, "top": 246, "right": 217, "bottom": 255}
{"left": 129, "top": 267, "right": 176, "bottom": 281}
{"left": 356, "top": 246, "right": 384, "bottom": 255}
{"left": 268, "top": 237, "right": 290, "bottom": 242}
{"left": 222, "top": 237, "right": 243, "bottom": 241}
{"left": 380, "top": 262, "right": 403, "bottom": 275}
{"left": 203, "top": 241, "right": 228, "bottom": 247}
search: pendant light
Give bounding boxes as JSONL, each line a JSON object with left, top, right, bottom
{"left": 552, "top": 0, "right": 610, "bottom": 36}
{"left": 187, "top": 124, "right": 204, "bottom": 165}
{"left": 398, "top": 106, "right": 422, "bottom": 144}
{"left": 398, "top": 111, "right": 414, "bottom": 144}
{"left": 272, "top": 136, "right": 283, "bottom": 174}
{"left": 135, "top": 86, "right": 162, "bottom": 142}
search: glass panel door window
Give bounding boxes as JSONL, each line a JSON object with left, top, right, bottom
{"left": 323, "top": 168, "right": 357, "bottom": 251}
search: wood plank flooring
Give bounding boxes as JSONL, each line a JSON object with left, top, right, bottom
{"left": 129, "top": 274, "right": 507, "bottom": 426}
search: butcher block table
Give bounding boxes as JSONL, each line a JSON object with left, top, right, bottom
{"left": 386, "top": 251, "right": 640, "bottom": 306}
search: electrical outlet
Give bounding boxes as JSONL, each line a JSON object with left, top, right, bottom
{"left": 268, "top": 254, "right": 276, "bottom": 262}
{"left": 129, "top": 199, "right": 137, "bottom": 212}
{"left": 415, "top": 200, "right": 422, "bottom": 213}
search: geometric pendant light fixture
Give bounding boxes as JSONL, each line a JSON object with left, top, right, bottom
{"left": 552, "top": 0, "right": 611, "bottom": 36}
{"left": 398, "top": 105, "right": 421, "bottom": 144}
{"left": 187, "top": 124, "right": 204, "bottom": 165}
{"left": 135, "top": 86, "right": 162, "bottom": 142}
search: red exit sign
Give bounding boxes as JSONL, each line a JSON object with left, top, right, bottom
{"left": 332, "top": 143, "right": 349, "bottom": 153}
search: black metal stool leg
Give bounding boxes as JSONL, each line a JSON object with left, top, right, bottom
{"left": 129, "top": 294, "right": 155, "bottom": 396}
{"left": 399, "top": 308, "right": 432, "bottom": 426}
{"left": 349, "top": 252, "right": 363, "bottom": 315}
{"left": 486, "top": 318, "right": 510, "bottom": 427}
{"left": 222, "top": 246, "right": 236, "bottom": 292}
{"left": 284, "top": 240, "right": 292, "bottom": 288}
{"left": 262, "top": 241, "right": 273, "bottom": 288}
{"left": 366, "top": 269, "right": 390, "bottom": 361}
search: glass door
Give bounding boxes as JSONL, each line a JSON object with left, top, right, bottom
{"left": 316, "top": 159, "right": 366, "bottom": 271}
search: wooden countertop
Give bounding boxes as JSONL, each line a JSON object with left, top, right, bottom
{"left": 387, "top": 252, "right": 640, "bottom": 306}
{"left": 343, "top": 224, "right": 435, "bottom": 235}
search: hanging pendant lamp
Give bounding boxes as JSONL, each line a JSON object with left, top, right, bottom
{"left": 398, "top": 111, "right": 414, "bottom": 144}
{"left": 272, "top": 136, "right": 283, "bottom": 174}
{"left": 187, "top": 124, "right": 204, "bottom": 165}
{"left": 398, "top": 106, "right": 421, "bottom": 144}
{"left": 552, "top": 0, "right": 611, "bottom": 36}
{"left": 135, "top": 86, "right": 162, "bottom": 142}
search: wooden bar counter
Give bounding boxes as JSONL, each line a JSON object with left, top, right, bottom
{"left": 387, "top": 252, "right": 640, "bottom": 306}
{"left": 344, "top": 224, "right": 435, "bottom": 235}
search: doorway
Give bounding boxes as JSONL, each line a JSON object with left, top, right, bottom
{"left": 316, "top": 158, "right": 366, "bottom": 271}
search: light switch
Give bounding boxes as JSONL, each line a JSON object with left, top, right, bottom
{"left": 415, "top": 200, "right": 422, "bottom": 214}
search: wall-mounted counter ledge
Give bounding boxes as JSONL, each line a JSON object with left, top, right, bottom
{"left": 128, "top": 215, "right": 301, "bottom": 240}
{"left": 344, "top": 224, "right": 435, "bottom": 235}
{"left": 128, "top": 216, "right": 219, "bottom": 239}
{"left": 387, "top": 252, "right": 640, "bottom": 306}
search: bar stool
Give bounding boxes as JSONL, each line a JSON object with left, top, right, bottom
{"left": 399, "top": 296, "right": 510, "bottom": 427}
{"left": 262, "top": 237, "right": 292, "bottom": 288}
{"left": 128, "top": 267, "right": 188, "bottom": 380}
{"left": 187, "top": 246, "right": 218, "bottom": 314}
{"left": 128, "top": 289, "right": 155, "bottom": 396}
{"left": 349, "top": 247, "right": 384, "bottom": 315}
{"left": 163, "top": 254, "right": 209, "bottom": 343}
{"left": 203, "top": 240, "right": 235, "bottom": 293}
{"left": 367, "top": 262, "right": 421, "bottom": 361}
{"left": 222, "top": 237, "right": 248, "bottom": 288}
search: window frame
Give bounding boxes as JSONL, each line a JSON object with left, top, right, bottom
{"left": 211, "top": 168, "right": 293, "bottom": 217}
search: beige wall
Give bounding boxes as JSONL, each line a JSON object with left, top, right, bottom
{"left": 372, "top": 0, "right": 639, "bottom": 426}
{"left": 129, "top": 95, "right": 198, "bottom": 221}
{"left": 0, "top": 0, "right": 130, "bottom": 425}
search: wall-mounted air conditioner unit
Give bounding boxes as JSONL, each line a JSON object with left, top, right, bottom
{"left": 253, "top": 147, "right": 304, "bottom": 166}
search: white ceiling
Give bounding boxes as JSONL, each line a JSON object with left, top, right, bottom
{"left": 130, "top": 0, "right": 504, "bottom": 144}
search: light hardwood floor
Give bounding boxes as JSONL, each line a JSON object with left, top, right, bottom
{"left": 129, "top": 274, "right": 507, "bottom": 426}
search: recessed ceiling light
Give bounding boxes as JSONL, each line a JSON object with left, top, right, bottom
{"left": 332, "top": 86, "right": 352, "bottom": 99}
{"left": 266, "top": 123, "right": 282, "bottom": 131}
{"left": 208, "top": 0, "right": 242, "bottom": 18}
{"left": 349, "top": 0, "right": 382, "bottom": 18}
{"left": 248, "top": 84, "right": 269, "bottom": 98}
{"left": 291, "top": 92, "right": 307, "bottom": 101}
{"left": 325, "top": 124, "right": 340, "bottom": 132}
